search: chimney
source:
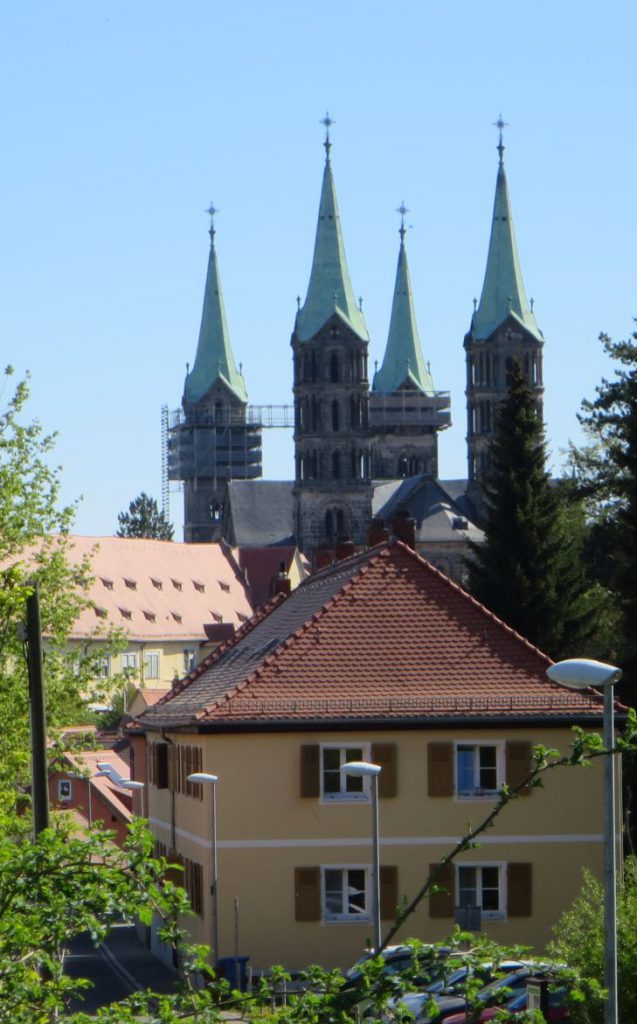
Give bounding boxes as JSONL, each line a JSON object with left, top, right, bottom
{"left": 392, "top": 507, "right": 416, "bottom": 549}
{"left": 273, "top": 561, "right": 292, "bottom": 597}
{"left": 314, "top": 546, "right": 333, "bottom": 570}
{"left": 334, "top": 538, "right": 356, "bottom": 561}
{"left": 367, "top": 517, "right": 390, "bottom": 547}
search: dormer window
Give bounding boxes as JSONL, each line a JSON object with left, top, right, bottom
{"left": 124, "top": 578, "right": 137, "bottom": 590}
{"left": 219, "top": 581, "right": 231, "bottom": 593}
{"left": 93, "top": 605, "right": 107, "bottom": 619}
{"left": 143, "top": 611, "right": 156, "bottom": 623}
{"left": 171, "top": 579, "right": 183, "bottom": 591}
{"left": 193, "top": 580, "right": 205, "bottom": 593}
{"left": 100, "top": 578, "right": 114, "bottom": 590}
{"left": 171, "top": 612, "right": 182, "bottom": 624}
{"left": 151, "top": 578, "right": 163, "bottom": 590}
{"left": 119, "top": 608, "right": 132, "bottom": 620}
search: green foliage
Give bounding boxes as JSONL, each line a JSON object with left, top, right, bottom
{"left": 116, "top": 493, "right": 174, "bottom": 541}
{"left": 549, "top": 857, "right": 637, "bottom": 1024}
{"left": 567, "top": 326, "right": 637, "bottom": 702}
{"left": 468, "top": 363, "right": 596, "bottom": 659}
{"left": 0, "top": 371, "right": 123, "bottom": 817}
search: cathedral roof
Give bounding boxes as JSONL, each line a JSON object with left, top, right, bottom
{"left": 183, "top": 213, "right": 248, "bottom": 405}
{"left": 296, "top": 138, "right": 369, "bottom": 343}
{"left": 373, "top": 218, "right": 435, "bottom": 394}
{"left": 471, "top": 139, "right": 542, "bottom": 344}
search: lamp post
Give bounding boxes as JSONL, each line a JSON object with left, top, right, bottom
{"left": 547, "top": 658, "right": 622, "bottom": 1024}
{"left": 121, "top": 779, "right": 146, "bottom": 818}
{"left": 340, "top": 760, "right": 382, "bottom": 954}
{"left": 188, "top": 772, "right": 219, "bottom": 963}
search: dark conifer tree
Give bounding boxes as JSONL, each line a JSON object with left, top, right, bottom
{"left": 116, "top": 493, "right": 174, "bottom": 541}
{"left": 468, "top": 362, "right": 593, "bottom": 658}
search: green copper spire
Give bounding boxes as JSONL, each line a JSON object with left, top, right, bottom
{"left": 184, "top": 205, "right": 248, "bottom": 405}
{"left": 296, "top": 115, "right": 369, "bottom": 343}
{"left": 373, "top": 205, "right": 434, "bottom": 395}
{"left": 472, "top": 120, "right": 542, "bottom": 343}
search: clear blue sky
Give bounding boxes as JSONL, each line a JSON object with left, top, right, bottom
{"left": 1, "top": 1, "right": 635, "bottom": 537}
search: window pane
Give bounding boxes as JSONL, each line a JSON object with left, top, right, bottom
{"left": 481, "top": 866, "right": 500, "bottom": 911}
{"left": 346, "top": 869, "right": 366, "bottom": 915}
{"left": 457, "top": 747, "right": 475, "bottom": 792}
{"left": 323, "top": 749, "right": 341, "bottom": 793}
{"left": 324, "top": 869, "right": 342, "bottom": 915}
{"left": 479, "top": 747, "right": 497, "bottom": 790}
{"left": 345, "top": 748, "right": 364, "bottom": 793}
{"left": 458, "top": 866, "right": 477, "bottom": 906}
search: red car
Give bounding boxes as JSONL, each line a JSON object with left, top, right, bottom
{"left": 442, "top": 985, "right": 569, "bottom": 1023}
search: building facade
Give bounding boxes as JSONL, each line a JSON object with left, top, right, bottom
{"left": 131, "top": 542, "right": 609, "bottom": 972}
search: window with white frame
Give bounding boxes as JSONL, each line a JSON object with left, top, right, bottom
{"left": 121, "top": 651, "right": 138, "bottom": 673}
{"left": 457, "top": 864, "right": 504, "bottom": 919}
{"left": 321, "top": 745, "right": 367, "bottom": 801}
{"left": 323, "top": 867, "right": 368, "bottom": 920}
{"left": 58, "top": 779, "right": 72, "bottom": 800}
{"left": 183, "top": 648, "right": 196, "bottom": 673}
{"left": 144, "top": 651, "right": 160, "bottom": 679}
{"left": 96, "top": 656, "right": 111, "bottom": 679}
{"left": 455, "top": 742, "right": 502, "bottom": 797}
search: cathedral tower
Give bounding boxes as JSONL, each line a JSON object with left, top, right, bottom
{"left": 168, "top": 207, "right": 262, "bottom": 541}
{"left": 291, "top": 119, "right": 373, "bottom": 552}
{"left": 465, "top": 121, "right": 544, "bottom": 485}
{"left": 370, "top": 205, "right": 450, "bottom": 478}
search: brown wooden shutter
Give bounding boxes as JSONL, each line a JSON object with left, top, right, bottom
{"left": 295, "top": 867, "right": 321, "bottom": 921}
{"left": 165, "top": 849, "right": 184, "bottom": 887}
{"left": 371, "top": 743, "right": 397, "bottom": 798}
{"left": 428, "top": 742, "right": 454, "bottom": 797}
{"left": 429, "top": 862, "right": 454, "bottom": 918}
{"left": 380, "top": 865, "right": 398, "bottom": 920}
{"left": 508, "top": 862, "right": 532, "bottom": 916}
{"left": 300, "top": 745, "right": 320, "bottom": 797}
{"left": 506, "top": 741, "right": 533, "bottom": 796}
{"left": 156, "top": 743, "right": 169, "bottom": 789}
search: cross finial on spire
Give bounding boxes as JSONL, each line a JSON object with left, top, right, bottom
{"left": 493, "top": 114, "right": 508, "bottom": 164}
{"left": 397, "top": 201, "right": 409, "bottom": 244}
{"left": 321, "top": 111, "right": 334, "bottom": 159}
{"left": 206, "top": 202, "right": 218, "bottom": 241}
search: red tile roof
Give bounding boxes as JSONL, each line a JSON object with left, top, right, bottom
{"left": 137, "top": 542, "right": 604, "bottom": 729}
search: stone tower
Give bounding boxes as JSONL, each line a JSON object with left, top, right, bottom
{"left": 168, "top": 208, "right": 262, "bottom": 542}
{"left": 464, "top": 122, "right": 544, "bottom": 486}
{"left": 370, "top": 206, "right": 451, "bottom": 478}
{"left": 291, "top": 121, "right": 373, "bottom": 552}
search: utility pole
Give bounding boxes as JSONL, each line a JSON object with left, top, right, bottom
{"left": 26, "top": 582, "right": 49, "bottom": 836}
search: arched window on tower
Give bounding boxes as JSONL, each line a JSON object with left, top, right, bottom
{"left": 331, "top": 400, "right": 340, "bottom": 432}
{"left": 332, "top": 451, "right": 341, "bottom": 479}
{"left": 312, "top": 396, "right": 320, "bottom": 432}
{"left": 330, "top": 353, "right": 339, "bottom": 383}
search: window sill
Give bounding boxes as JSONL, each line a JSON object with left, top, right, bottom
{"left": 321, "top": 794, "right": 369, "bottom": 803}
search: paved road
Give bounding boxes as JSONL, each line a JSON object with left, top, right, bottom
{"left": 65, "top": 924, "right": 177, "bottom": 1014}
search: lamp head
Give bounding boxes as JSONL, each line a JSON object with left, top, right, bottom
{"left": 340, "top": 761, "right": 382, "bottom": 777}
{"left": 547, "top": 658, "right": 622, "bottom": 690}
{"left": 187, "top": 772, "right": 219, "bottom": 784}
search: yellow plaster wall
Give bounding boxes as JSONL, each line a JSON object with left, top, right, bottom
{"left": 146, "top": 726, "right": 609, "bottom": 972}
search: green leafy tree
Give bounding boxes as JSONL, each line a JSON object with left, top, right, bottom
{"left": 468, "top": 362, "right": 595, "bottom": 659}
{"left": 0, "top": 369, "right": 119, "bottom": 820}
{"left": 549, "top": 858, "right": 637, "bottom": 1024}
{"left": 116, "top": 492, "right": 174, "bottom": 541}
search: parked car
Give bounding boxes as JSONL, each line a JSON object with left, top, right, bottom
{"left": 442, "top": 985, "right": 570, "bottom": 1022}
{"left": 387, "top": 967, "right": 546, "bottom": 1023}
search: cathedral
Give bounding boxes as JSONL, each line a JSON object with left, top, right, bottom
{"left": 166, "top": 119, "right": 544, "bottom": 579}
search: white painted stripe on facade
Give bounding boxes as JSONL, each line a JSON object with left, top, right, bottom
{"left": 148, "top": 819, "right": 603, "bottom": 851}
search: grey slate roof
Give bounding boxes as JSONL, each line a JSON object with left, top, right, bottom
{"left": 223, "top": 480, "right": 295, "bottom": 547}
{"left": 373, "top": 476, "right": 483, "bottom": 544}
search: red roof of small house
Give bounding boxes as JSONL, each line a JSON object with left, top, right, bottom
{"left": 135, "top": 542, "right": 606, "bottom": 731}
{"left": 61, "top": 749, "right": 133, "bottom": 821}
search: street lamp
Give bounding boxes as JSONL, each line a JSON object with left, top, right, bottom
{"left": 547, "top": 658, "right": 622, "bottom": 1024}
{"left": 121, "top": 779, "right": 145, "bottom": 818}
{"left": 340, "top": 761, "right": 382, "bottom": 954}
{"left": 96, "top": 763, "right": 146, "bottom": 818}
{"left": 188, "top": 772, "right": 219, "bottom": 963}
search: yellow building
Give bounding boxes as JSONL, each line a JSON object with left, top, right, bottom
{"left": 131, "top": 541, "right": 614, "bottom": 973}
{"left": 61, "top": 536, "right": 255, "bottom": 691}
